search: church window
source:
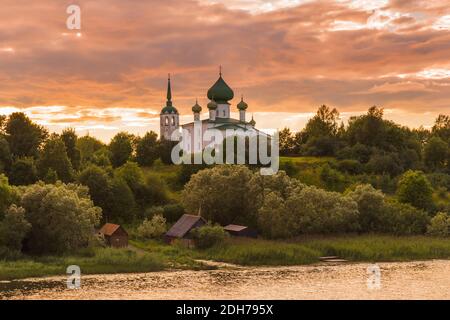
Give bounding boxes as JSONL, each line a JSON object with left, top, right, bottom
{"left": 165, "top": 117, "right": 169, "bottom": 126}
{"left": 223, "top": 110, "right": 226, "bottom": 117}
{"left": 172, "top": 117, "right": 175, "bottom": 126}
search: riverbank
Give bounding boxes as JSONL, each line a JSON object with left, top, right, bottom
{"left": 1, "top": 235, "right": 450, "bottom": 281}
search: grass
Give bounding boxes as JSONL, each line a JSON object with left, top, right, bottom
{"left": 2, "top": 235, "right": 450, "bottom": 280}
{"left": 0, "top": 247, "right": 166, "bottom": 281}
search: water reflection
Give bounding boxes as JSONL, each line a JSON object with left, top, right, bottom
{"left": 1, "top": 260, "right": 449, "bottom": 300}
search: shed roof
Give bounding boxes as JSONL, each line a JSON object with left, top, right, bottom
{"left": 224, "top": 224, "right": 248, "bottom": 232}
{"left": 166, "top": 214, "right": 206, "bottom": 238}
{"left": 99, "top": 223, "right": 123, "bottom": 236}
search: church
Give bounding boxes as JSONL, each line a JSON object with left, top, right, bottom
{"left": 160, "top": 70, "right": 266, "bottom": 154}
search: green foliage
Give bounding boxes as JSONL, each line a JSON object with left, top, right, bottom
{"left": 0, "top": 135, "right": 12, "bottom": 173}
{"left": 3, "top": 112, "right": 48, "bottom": 158}
{"left": 336, "top": 159, "right": 363, "bottom": 175}
{"left": 108, "top": 177, "right": 136, "bottom": 223}
{"left": 427, "top": 212, "right": 450, "bottom": 237}
{"left": 424, "top": 136, "right": 448, "bottom": 171}
{"left": 258, "top": 185, "right": 360, "bottom": 238}
{"left": 136, "top": 214, "right": 167, "bottom": 239}
{"left": 382, "top": 200, "right": 430, "bottom": 235}
{"left": 0, "top": 205, "right": 31, "bottom": 251}
{"left": 182, "top": 165, "right": 259, "bottom": 226}
{"left": 397, "top": 170, "right": 434, "bottom": 211}
{"left": 43, "top": 168, "right": 58, "bottom": 184}
{"left": 78, "top": 165, "right": 111, "bottom": 215}
{"left": 37, "top": 135, "right": 73, "bottom": 182}
{"left": 17, "top": 182, "right": 102, "bottom": 254}
{"left": 0, "top": 174, "right": 16, "bottom": 218}
{"left": 61, "top": 128, "right": 81, "bottom": 171}
{"left": 109, "top": 132, "right": 134, "bottom": 167}
{"left": 77, "top": 135, "right": 104, "bottom": 164}
{"left": 347, "top": 184, "right": 386, "bottom": 233}
{"left": 136, "top": 131, "right": 159, "bottom": 167}
{"left": 9, "top": 157, "right": 38, "bottom": 186}
{"left": 159, "top": 139, "right": 178, "bottom": 165}
{"left": 191, "top": 224, "right": 228, "bottom": 249}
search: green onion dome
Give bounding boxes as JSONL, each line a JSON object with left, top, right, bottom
{"left": 249, "top": 115, "right": 256, "bottom": 126}
{"left": 192, "top": 100, "right": 202, "bottom": 113}
{"left": 161, "top": 105, "right": 178, "bottom": 114}
{"left": 207, "top": 75, "right": 234, "bottom": 104}
{"left": 237, "top": 96, "right": 248, "bottom": 110}
{"left": 207, "top": 99, "right": 218, "bottom": 110}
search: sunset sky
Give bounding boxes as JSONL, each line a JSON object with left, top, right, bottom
{"left": 1, "top": 0, "right": 449, "bottom": 141}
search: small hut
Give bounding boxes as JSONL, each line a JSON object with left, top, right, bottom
{"left": 165, "top": 214, "right": 206, "bottom": 246}
{"left": 224, "top": 224, "right": 257, "bottom": 238}
{"left": 98, "top": 223, "right": 128, "bottom": 248}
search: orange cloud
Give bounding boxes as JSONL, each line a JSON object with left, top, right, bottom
{"left": 0, "top": 0, "right": 449, "bottom": 141}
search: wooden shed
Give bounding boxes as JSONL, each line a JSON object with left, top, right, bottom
{"left": 224, "top": 224, "right": 257, "bottom": 238}
{"left": 164, "top": 214, "right": 206, "bottom": 246}
{"left": 98, "top": 223, "right": 128, "bottom": 248}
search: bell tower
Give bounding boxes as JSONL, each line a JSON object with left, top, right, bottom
{"left": 160, "top": 74, "right": 179, "bottom": 141}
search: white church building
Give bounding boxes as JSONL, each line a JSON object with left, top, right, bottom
{"left": 160, "top": 71, "right": 266, "bottom": 154}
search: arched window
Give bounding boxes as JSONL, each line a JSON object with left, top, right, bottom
{"left": 165, "top": 117, "right": 169, "bottom": 126}
{"left": 223, "top": 110, "right": 226, "bottom": 117}
{"left": 172, "top": 117, "right": 176, "bottom": 126}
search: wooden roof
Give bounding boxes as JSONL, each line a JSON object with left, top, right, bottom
{"left": 224, "top": 224, "right": 248, "bottom": 232}
{"left": 165, "top": 214, "right": 206, "bottom": 238}
{"left": 99, "top": 223, "right": 124, "bottom": 236}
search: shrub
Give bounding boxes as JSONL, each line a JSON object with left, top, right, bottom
{"left": 191, "top": 224, "right": 228, "bottom": 249}
{"left": 18, "top": 182, "right": 102, "bottom": 254}
{"left": 427, "top": 212, "right": 450, "bottom": 237}
{"left": 397, "top": 170, "right": 434, "bottom": 211}
{"left": 162, "top": 204, "right": 185, "bottom": 222}
{"left": 382, "top": 200, "right": 430, "bottom": 235}
{"left": 137, "top": 214, "right": 167, "bottom": 239}
{"left": 347, "top": 184, "right": 385, "bottom": 232}
{"left": 337, "top": 159, "right": 363, "bottom": 175}
{"left": 0, "top": 205, "right": 31, "bottom": 253}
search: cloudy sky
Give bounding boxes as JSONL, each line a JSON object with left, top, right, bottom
{"left": 0, "top": 0, "right": 449, "bottom": 141}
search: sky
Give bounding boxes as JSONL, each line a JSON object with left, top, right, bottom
{"left": 0, "top": 0, "right": 449, "bottom": 141}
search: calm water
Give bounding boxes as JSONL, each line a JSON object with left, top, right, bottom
{"left": 1, "top": 260, "right": 450, "bottom": 300}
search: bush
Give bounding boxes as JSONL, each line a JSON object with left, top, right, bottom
{"left": 162, "top": 204, "right": 185, "bottom": 222}
{"left": 258, "top": 185, "right": 360, "bottom": 238}
{"left": 382, "top": 200, "right": 430, "bottom": 235}
{"left": 0, "top": 205, "right": 31, "bottom": 251}
{"left": 18, "top": 182, "right": 102, "bottom": 254}
{"left": 337, "top": 159, "right": 363, "bottom": 175}
{"left": 347, "top": 184, "right": 385, "bottom": 232}
{"left": 427, "top": 212, "right": 450, "bottom": 237}
{"left": 191, "top": 224, "right": 228, "bottom": 249}
{"left": 136, "top": 214, "right": 167, "bottom": 239}
{"left": 397, "top": 170, "right": 434, "bottom": 211}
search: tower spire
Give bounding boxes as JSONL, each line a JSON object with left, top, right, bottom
{"left": 166, "top": 73, "right": 172, "bottom": 105}
{"left": 219, "top": 65, "right": 222, "bottom": 77}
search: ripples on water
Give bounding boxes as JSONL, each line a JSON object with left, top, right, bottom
{"left": 1, "top": 260, "right": 449, "bottom": 300}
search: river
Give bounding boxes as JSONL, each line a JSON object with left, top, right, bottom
{"left": 1, "top": 260, "right": 449, "bottom": 300}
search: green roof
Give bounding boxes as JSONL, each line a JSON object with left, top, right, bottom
{"left": 237, "top": 96, "right": 248, "bottom": 110}
{"left": 192, "top": 100, "right": 202, "bottom": 113}
{"left": 161, "top": 75, "right": 178, "bottom": 114}
{"left": 207, "top": 75, "right": 234, "bottom": 104}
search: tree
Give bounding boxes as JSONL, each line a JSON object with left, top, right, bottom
{"left": 77, "top": 135, "right": 104, "bottom": 164}
{"left": 182, "top": 165, "right": 257, "bottom": 226}
{"left": 279, "top": 128, "right": 296, "bottom": 156}
{"left": 397, "top": 170, "right": 434, "bottom": 211}
{"left": 9, "top": 157, "right": 38, "bottom": 186}
{"left": 109, "top": 132, "right": 134, "bottom": 167}
{"left": 108, "top": 177, "right": 136, "bottom": 223}
{"left": 0, "top": 135, "right": 12, "bottom": 173}
{"left": 424, "top": 136, "right": 448, "bottom": 171}
{"left": 159, "top": 138, "right": 177, "bottom": 165}
{"left": 37, "top": 135, "right": 73, "bottom": 182}
{"left": 3, "top": 112, "right": 48, "bottom": 158}
{"left": 0, "top": 174, "right": 16, "bottom": 219}
{"left": 136, "top": 131, "right": 159, "bottom": 166}
{"left": 0, "top": 205, "right": 31, "bottom": 251}
{"left": 382, "top": 200, "right": 430, "bottom": 235}
{"left": 136, "top": 214, "right": 167, "bottom": 239}
{"left": 78, "top": 165, "right": 111, "bottom": 219}
{"left": 19, "top": 182, "right": 102, "bottom": 254}
{"left": 427, "top": 212, "right": 450, "bottom": 237}
{"left": 347, "top": 184, "right": 386, "bottom": 232}
{"left": 191, "top": 224, "right": 228, "bottom": 249}
{"left": 432, "top": 114, "right": 450, "bottom": 143}
{"left": 61, "top": 128, "right": 81, "bottom": 171}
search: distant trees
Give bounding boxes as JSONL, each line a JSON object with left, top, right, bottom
{"left": 109, "top": 132, "right": 134, "bottom": 167}
{"left": 9, "top": 158, "right": 38, "bottom": 186}
{"left": 61, "top": 128, "right": 81, "bottom": 171}
{"left": 424, "top": 137, "right": 448, "bottom": 171}
{"left": 136, "top": 131, "right": 159, "bottom": 166}
{"left": 3, "top": 112, "right": 48, "bottom": 158}
{"left": 37, "top": 135, "right": 73, "bottom": 182}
